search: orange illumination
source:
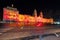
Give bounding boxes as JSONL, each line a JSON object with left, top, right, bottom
{"left": 36, "top": 22, "right": 43, "bottom": 27}
{"left": 18, "top": 15, "right": 25, "bottom": 21}
{"left": 3, "top": 7, "right": 54, "bottom": 27}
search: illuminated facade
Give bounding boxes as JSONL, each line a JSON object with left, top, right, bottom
{"left": 3, "top": 7, "right": 19, "bottom": 21}
{"left": 3, "top": 7, "right": 53, "bottom": 27}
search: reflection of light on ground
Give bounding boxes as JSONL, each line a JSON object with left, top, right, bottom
{"left": 0, "top": 33, "right": 2, "bottom": 35}
{"left": 3, "top": 22, "right": 44, "bottom": 28}
{"left": 1, "top": 24, "right": 60, "bottom": 40}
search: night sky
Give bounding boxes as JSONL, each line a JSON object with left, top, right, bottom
{"left": 0, "top": 0, "right": 60, "bottom": 20}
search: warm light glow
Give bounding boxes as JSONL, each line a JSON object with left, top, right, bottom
{"left": 3, "top": 7, "right": 54, "bottom": 27}
{"left": 29, "top": 16, "right": 35, "bottom": 22}
{"left": 18, "top": 15, "right": 25, "bottom": 21}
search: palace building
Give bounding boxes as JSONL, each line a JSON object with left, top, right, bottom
{"left": 3, "top": 5, "right": 53, "bottom": 27}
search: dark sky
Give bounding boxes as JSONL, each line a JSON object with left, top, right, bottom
{"left": 0, "top": 0, "right": 60, "bottom": 20}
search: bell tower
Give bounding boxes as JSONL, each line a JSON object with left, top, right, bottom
{"left": 40, "top": 11, "right": 43, "bottom": 18}
{"left": 33, "top": 9, "right": 37, "bottom": 17}
{"left": 33, "top": 9, "right": 37, "bottom": 22}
